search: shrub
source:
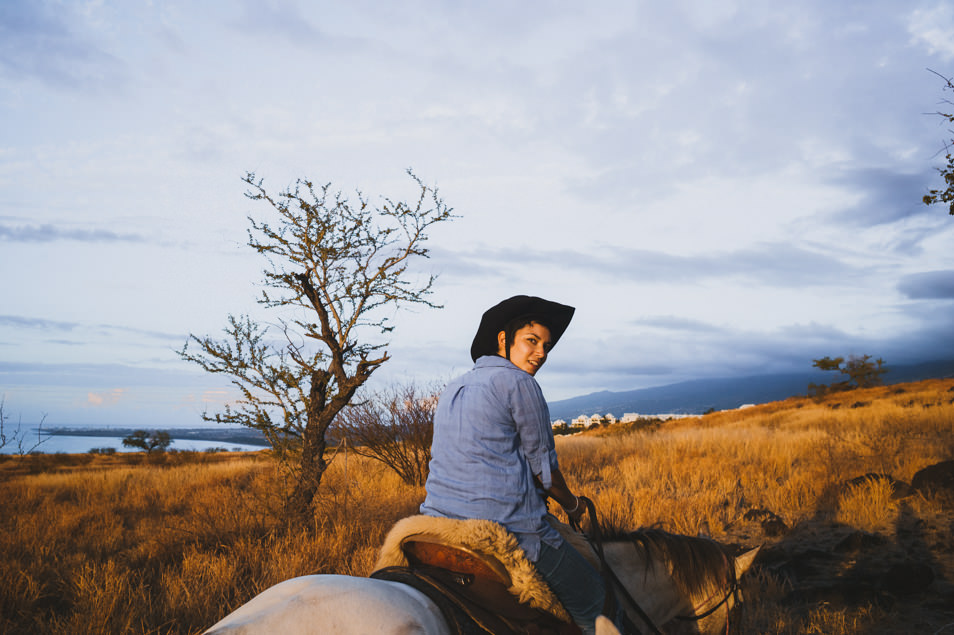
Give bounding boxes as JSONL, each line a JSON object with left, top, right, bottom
{"left": 121, "top": 430, "right": 171, "bottom": 453}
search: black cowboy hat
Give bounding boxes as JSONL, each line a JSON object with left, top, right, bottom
{"left": 470, "top": 295, "right": 575, "bottom": 362}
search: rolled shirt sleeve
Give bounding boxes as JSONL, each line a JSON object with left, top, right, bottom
{"left": 509, "top": 373, "right": 560, "bottom": 490}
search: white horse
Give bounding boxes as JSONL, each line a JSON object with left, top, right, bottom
{"left": 205, "top": 524, "right": 759, "bottom": 635}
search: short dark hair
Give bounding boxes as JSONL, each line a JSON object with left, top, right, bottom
{"left": 500, "top": 313, "right": 550, "bottom": 359}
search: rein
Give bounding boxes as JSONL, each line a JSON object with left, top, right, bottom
{"left": 570, "top": 497, "right": 664, "bottom": 635}
{"left": 570, "top": 496, "right": 739, "bottom": 635}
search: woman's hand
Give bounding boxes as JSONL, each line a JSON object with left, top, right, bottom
{"left": 543, "top": 468, "right": 586, "bottom": 524}
{"left": 561, "top": 495, "right": 586, "bottom": 524}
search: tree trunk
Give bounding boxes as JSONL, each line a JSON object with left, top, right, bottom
{"left": 287, "top": 419, "right": 328, "bottom": 521}
{"left": 286, "top": 369, "right": 332, "bottom": 521}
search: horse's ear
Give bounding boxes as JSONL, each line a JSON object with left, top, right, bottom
{"left": 734, "top": 546, "right": 760, "bottom": 578}
{"left": 595, "top": 615, "right": 621, "bottom": 635}
{"left": 697, "top": 519, "right": 711, "bottom": 537}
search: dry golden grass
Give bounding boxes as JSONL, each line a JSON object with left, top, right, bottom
{"left": 1, "top": 378, "right": 952, "bottom": 634}
{"left": 564, "top": 386, "right": 948, "bottom": 533}
{"left": 564, "top": 379, "right": 954, "bottom": 634}
{"left": 0, "top": 450, "right": 423, "bottom": 634}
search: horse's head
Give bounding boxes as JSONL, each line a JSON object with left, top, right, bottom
{"left": 604, "top": 529, "right": 760, "bottom": 635}
{"left": 662, "top": 543, "right": 760, "bottom": 635}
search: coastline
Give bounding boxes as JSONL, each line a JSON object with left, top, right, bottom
{"left": 43, "top": 426, "right": 270, "bottom": 447}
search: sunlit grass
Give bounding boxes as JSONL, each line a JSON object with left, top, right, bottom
{"left": 836, "top": 477, "right": 900, "bottom": 532}
{"left": 1, "top": 378, "right": 952, "bottom": 633}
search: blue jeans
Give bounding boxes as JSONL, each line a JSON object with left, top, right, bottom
{"left": 534, "top": 539, "right": 605, "bottom": 635}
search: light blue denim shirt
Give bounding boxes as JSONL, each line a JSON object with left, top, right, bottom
{"left": 420, "top": 355, "right": 563, "bottom": 561}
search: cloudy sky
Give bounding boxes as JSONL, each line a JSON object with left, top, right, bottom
{"left": 2, "top": 0, "right": 953, "bottom": 428}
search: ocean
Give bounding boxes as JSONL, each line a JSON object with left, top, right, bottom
{"left": 0, "top": 424, "right": 268, "bottom": 455}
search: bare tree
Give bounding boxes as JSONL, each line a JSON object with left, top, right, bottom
{"left": 923, "top": 69, "right": 954, "bottom": 215}
{"left": 0, "top": 396, "right": 48, "bottom": 456}
{"left": 179, "top": 171, "right": 453, "bottom": 519}
{"left": 335, "top": 383, "right": 439, "bottom": 486}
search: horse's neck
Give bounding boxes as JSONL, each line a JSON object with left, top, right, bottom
{"left": 603, "top": 542, "right": 687, "bottom": 626}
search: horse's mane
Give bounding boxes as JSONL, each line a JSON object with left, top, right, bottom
{"left": 603, "top": 525, "right": 735, "bottom": 599}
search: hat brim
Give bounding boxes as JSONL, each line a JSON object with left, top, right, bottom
{"left": 470, "top": 295, "right": 575, "bottom": 362}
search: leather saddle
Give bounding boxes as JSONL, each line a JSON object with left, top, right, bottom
{"left": 371, "top": 534, "right": 581, "bottom": 635}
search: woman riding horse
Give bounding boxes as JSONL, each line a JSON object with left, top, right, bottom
{"left": 420, "top": 295, "right": 616, "bottom": 635}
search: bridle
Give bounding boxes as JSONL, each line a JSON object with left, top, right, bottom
{"left": 569, "top": 497, "right": 741, "bottom": 635}
{"left": 671, "top": 561, "right": 741, "bottom": 635}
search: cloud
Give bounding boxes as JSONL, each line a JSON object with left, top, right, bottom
{"left": 0, "top": 1, "right": 126, "bottom": 89}
{"left": 85, "top": 388, "right": 125, "bottom": 407}
{"left": 3, "top": 1, "right": 953, "bottom": 419}
{"left": 539, "top": 310, "right": 942, "bottom": 397}
{"left": 184, "top": 388, "right": 241, "bottom": 411}
{"left": 535, "top": 2, "right": 937, "bottom": 206}
{"left": 874, "top": 300, "right": 954, "bottom": 364}
{"left": 827, "top": 167, "right": 936, "bottom": 226}
{"left": 200, "top": 389, "right": 232, "bottom": 404}
{"left": 908, "top": 4, "right": 954, "bottom": 61}
{"left": 90, "top": 324, "right": 186, "bottom": 343}
{"left": 444, "top": 241, "right": 856, "bottom": 288}
{"left": 427, "top": 246, "right": 501, "bottom": 280}
{"left": 0, "top": 315, "right": 79, "bottom": 331}
{"left": 898, "top": 270, "right": 954, "bottom": 299}
{"left": 229, "top": 0, "right": 325, "bottom": 44}
{"left": 629, "top": 315, "right": 728, "bottom": 334}
{"left": 0, "top": 361, "right": 213, "bottom": 388}
{"left": 0, "top": 223, "right": 146, "bottom": 243}
{"left": 0, "top": 315, "right": 184, "bottom": 344}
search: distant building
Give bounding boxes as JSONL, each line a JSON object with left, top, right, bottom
{"left": 564, "top": 411, "right": 697, "bottom": 427}
{"left": 551, "top": 419, "right": 567, "bottom": 430}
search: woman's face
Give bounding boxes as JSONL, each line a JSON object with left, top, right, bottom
{"left": 496, "top": 322, "right": 552, "bottom": 376}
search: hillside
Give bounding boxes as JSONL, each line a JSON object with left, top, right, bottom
{"left": 547, "top": 359, "right": 954, "bottom": 420}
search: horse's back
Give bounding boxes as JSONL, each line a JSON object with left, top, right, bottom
{"left": 204, "top": 574, "right": 447, "bottom": 634}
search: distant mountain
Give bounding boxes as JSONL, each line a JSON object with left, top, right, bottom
{"left": 547, "top": 359, "right": 954, "bottom": 421}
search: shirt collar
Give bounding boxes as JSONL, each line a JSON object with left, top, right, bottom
{"left": 475, "top": 354, "right": 522, "bottom": 372}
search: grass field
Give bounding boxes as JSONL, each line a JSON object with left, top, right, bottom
{"left": 2, "top": 379, "right": 953, "bottom": 634}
